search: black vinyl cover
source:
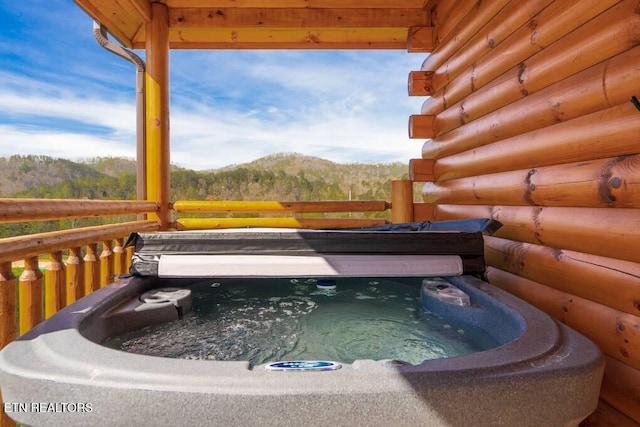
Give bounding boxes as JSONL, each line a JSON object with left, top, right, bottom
{"left": 126, "top": 219, "right": 501, "bottom": 277}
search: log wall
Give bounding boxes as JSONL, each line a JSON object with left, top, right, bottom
{"left": 415, "top": 1, "right": 640, "bottom": 424}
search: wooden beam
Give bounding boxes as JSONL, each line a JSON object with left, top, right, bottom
{"left": 0, "top": 199, "right": 159, "bottom": 223}
{"left": 433, "top": 204, "right": 640, "bottom": 264}
{"left": 135, "top": 27, "right": 412, "bottom": 49}
{"left": 486, "top": 266, "right": 640, "bottom": 370}
{"left": 0, "top": 221, "right": 159, "bottom": 264}
{"left": 601, "top": 356, "right": 640, "bottom": 424}
{"left": 430, "top": 103, "right": 640, "bottom": 180}
{"left": 175, "top": 217, "right": 387, "bottom": 230}
{"left": 424, "top": 45, "right": 640, "bottom": 145}
{"left": 422, "top": 155, "right": 640, "bottom": 208}
{"left": 408, "top": 114, "right": 435, "bottom": 138}
{"left": 407, "top": 26, "right": 434, "bottom": 52}
{"left": 435, "top": 0, "right": 633, "bottom": 111}
{"left": 409, "top": 158, "right": 434, "bottom": 181}
{"left": 145, "top": 3, "right": 171, "bottom": 229}
{"left": 391, "top": 180, "right": 414, "bottom": 223}
{"left": 170, "top": 8, "right": 429, "bottom": 28}
{"left": 483, "top": 236, "right": 640, "bottom": 316}
{"left": 421, "top": 0, "right": 510, "bottom": 71}
{"left": 408, "top": 71, "right": 434, "bottom": 96}
{"left": 162, "top": 0, "right": 427, "bottom": 7}
{"left": 173, "top": 200, "right": 389, "bottom": 213}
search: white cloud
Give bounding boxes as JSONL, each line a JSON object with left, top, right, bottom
{"left": 1, "top": 8, "right": 428, "bottom": 171}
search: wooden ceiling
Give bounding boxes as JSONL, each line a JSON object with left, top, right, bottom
{"left": 73, "top": 0, "right": 432, "bottom": 49}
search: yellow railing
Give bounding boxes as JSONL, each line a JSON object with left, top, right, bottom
{"left": 172, "top": 200, "right": 391, "bottom": 230}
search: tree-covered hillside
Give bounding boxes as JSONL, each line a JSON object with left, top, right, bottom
{"left": 1, "top": 153, "right": 411, "bottom": 237}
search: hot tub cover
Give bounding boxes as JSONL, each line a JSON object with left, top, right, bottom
{"left": 126, "top": 219, "right": 501, "bottom": 277}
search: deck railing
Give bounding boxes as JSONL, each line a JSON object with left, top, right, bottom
{"left": 0, "top": 199, "right": 160, "bottom": 350}
{"left": 0, "top": 195, "right": 406, "bottom": 353}
{"left": 172, "top": 200, "right": 391, "bottom": 230}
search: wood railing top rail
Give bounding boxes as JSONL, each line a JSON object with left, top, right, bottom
{"left": 0, "top": 198, "right": 159, "bottom": 223}
{"left": 0, "top": 220, "right": 159, "bottom": 263}
{"left": 173, "top": 200, "right": 390, "bottom": 213}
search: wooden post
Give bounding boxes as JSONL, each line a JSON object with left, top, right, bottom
{"left": 18, "top": 257, "right": 43, "bottom": 335}
{"left": 126, "top": 245, "right": 134, "bottom": 272}
{"left": 44, "top": 252, "right": 65, "bottom": 318}
{"left": 113, "top": 238, "right": 126, "bottom": 276}
{"left": 66, "top": 247, "right": 84, "bottom": 305}
{"left": 99, "top": 240, "right": 113, "bottom": 287}
{"left": 391, "top": 180, "right": 414, "bottom": 223}
{"left": 145, "top": 2, "right": 171, "bottom": 230}
{"left": 84, "top": 244, "right": 99, "bottom": 295}
{"left": 0, "top": 262, "right": 16, "bottom": 350}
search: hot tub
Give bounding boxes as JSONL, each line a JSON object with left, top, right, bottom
{"left": 0, "top": 225, "right": 604, "bottom": 427}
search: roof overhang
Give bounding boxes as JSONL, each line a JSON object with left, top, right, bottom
{"left": 73, "top": 0, "right": 433, "bottom": 50}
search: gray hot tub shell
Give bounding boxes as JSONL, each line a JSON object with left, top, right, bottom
{"left": 0, "top": 226, "right": 604, "bottom": 426}
{"left": 0, "top": 274, "right": 603, "bottom": 427}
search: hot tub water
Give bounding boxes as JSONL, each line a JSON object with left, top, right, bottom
{"left": 104, "top": 277, "right": 498, "bottom": 366}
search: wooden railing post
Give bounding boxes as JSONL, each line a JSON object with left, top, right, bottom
{"left": 66, "top": 247, "right": 85, "bottom": 305}
{"left": 0, "top": 262, "right": 16, "bottom": 350}
{"left": 44, "top": 252, "right": 65, "bottom": 319}
{"left": 84, "top": 244, "right": 100, "bottom": 295}
{"left": 113, "top": 238, "right": 126, "bottom": 276}
{"left": 391, "top": 180, "right": 414, "bottom": 223}
{"left": 18, "top": 257, "right": 43, "bottom": 335}
{"left": 99, "top": 240, "right": 113, "bottom": 287}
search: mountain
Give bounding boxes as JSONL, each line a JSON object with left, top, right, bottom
{"left": 1, "top": 153, "right": 410, "bottom": 202}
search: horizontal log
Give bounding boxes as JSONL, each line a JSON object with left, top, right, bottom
{"left": 601, "top": 356, "right": 640, "bottom": 424}
{"left": 0, "top": 220, "right": 160, "bottom": 263}
{"left": 485, "top": 266, "right": 640, "bottom": 370}
{"left": 173, "top": 200, "right": 390, "bottom": 213}
{"left": 169, "top": 8, "right": 429, "bottom": 28}
{"left": 431, "top": 103, "right": 640, "bottom": 180}
{"left": 408, "top": 114, "right": 435, "bottom": 139}
{"left": 134, "top": 26, "right": 414, "bottom": 49}
{"left": 409, "top": 158, "right": 435, "bottom": 182}
{"left": 435, "top": 204, "right": 640, "bottom": 264}
{"left": 420, "top": 0, "right": 511, "bottom": 73}
{"left": 426, "top": 45, "right": 640, "bottom": 146}
{"left": 436, "top": 0, "right": 629, "bottom": 111}
{"left": 406, "top": 27, "right": 434, "bottom": 52}
{"left": 422, "top": 154, "right": 640, "bottom": 208}
{"left": 583, "top": 399, "right": 639, "bottom": 427}
{"left": 422, "top": 0, "right": 555, "bottom": 104}
{"left": 413, "top": 203, "right": 435, "bottom": 221}
{"left": 408, "top": 71, "right": 434, "bottom": 96}
{"left": 163, "top": 0, "right": 428, "bottom": 6}
{"left": 482, "top": 235, "right": 640, "bottom": 316}
{"left": 0, "top": 199, "right": 159, "bottom": 224}
{"left": 429, "top": 0, "right": 479, "bottom": 48}
{"left": 175, "top": 217, "right": 387, "bottom": 230}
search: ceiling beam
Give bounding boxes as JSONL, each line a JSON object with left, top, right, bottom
{"left": 161, "top": 0, "right": 427, "bottom": 8}
{"left": 133, "top": 26, "right": 412, "bottom": 49}
{"left": 169, "top": 8, "right": 429, "bottom": 28}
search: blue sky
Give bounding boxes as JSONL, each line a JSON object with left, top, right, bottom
{"left": 0, "top": 1, "right": 425, "bottom": 170}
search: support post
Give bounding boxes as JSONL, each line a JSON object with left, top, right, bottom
{"left": 145, "top": 3, "right": 171, "bottom": 229}
{"left": 18, "top": 257, "right": 43, "bottom": 335}
{"left": 391, "top": 180, "right": 414, "bottom": 223}
{"left": 44, "top": 252, "right": 65, "bottom": 318}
